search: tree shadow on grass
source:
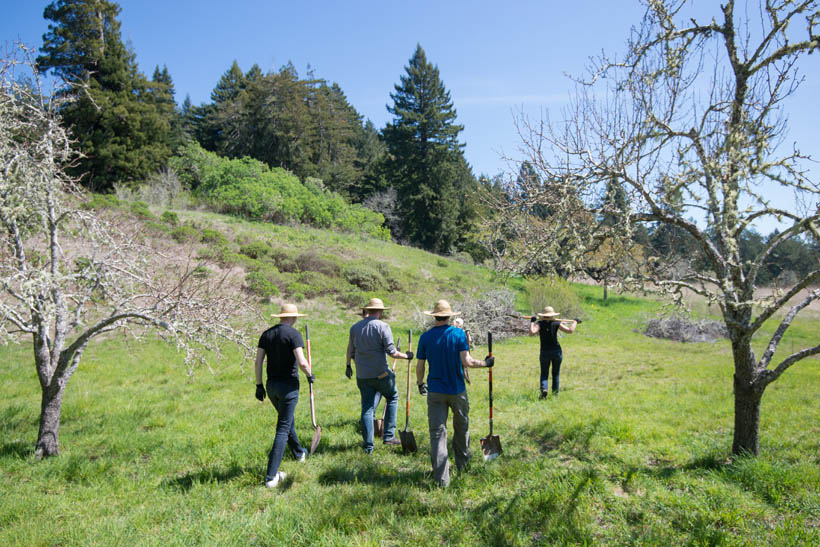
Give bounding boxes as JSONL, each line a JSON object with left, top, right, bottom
{"left": 318, "top": 461, "right": 428, "bottom": 488}
{"left": 0, "top": 440, "right": 32, "bottom": 459}
{"left": 164, "top": 462, "right": 254, "bottom": 492}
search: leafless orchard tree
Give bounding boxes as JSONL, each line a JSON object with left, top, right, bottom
{"left": 487, "top": 1, "right": 820, "bottom": 455}
{"left": 1, "top": 45, "right": 253, "bottom": 458}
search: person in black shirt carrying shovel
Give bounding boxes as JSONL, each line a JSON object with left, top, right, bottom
{"left": 415, "top": 300, "right": 494, "bottom": 488}
{"left": 254, "top": 303, "right": 314, "bottom": 488}
{"left": 529, "top": 306, "right": 577, "bottom": 399}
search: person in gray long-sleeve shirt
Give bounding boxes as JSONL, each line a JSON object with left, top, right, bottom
{"left": 346, "top": 297, "right": 413, "bottom": 453}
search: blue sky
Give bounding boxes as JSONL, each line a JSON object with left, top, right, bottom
{"left": 3, "top": 1, "right": 818, "bottom": 234}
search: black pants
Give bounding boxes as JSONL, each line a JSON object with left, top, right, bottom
{"left": 265, "top": 379, "right": 306, "bottom": 481}
{"left": 539, "top": 349, "right": 562, "bottom": 393}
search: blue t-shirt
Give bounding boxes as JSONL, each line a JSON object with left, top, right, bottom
{"left": 417, "top": 325, "right": 470, "bottom": 395}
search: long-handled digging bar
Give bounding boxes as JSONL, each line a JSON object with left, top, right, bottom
{"left": 480, "top": 332, "right": 502, "bottom": 461}
{"left": 374, "top": 337, "right": 400, "bottom": 438}
{"left": 399, "top": 330, "right": 417, "bottom": 454}
{"left": 305, "top": 325, "right": 322, "bottom": 456}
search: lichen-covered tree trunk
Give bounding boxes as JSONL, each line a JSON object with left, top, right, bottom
{"left": 732, "top": 374, "right": 763, "bottom": 455}
{"left": 35, "top": 383, "right": 65, "bottom": 459}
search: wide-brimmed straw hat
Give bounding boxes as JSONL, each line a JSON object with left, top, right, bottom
{"left": 362, "top": 297, "right": 390, "bottom": 311}
{"left": 536, "top": 306, "right": 560, "bottom": 320}
{"left": 424, "top": 299, "right": 461, "bottom": 317}
{"left": 272, "top": 303, "right": 306, "bottom": 317}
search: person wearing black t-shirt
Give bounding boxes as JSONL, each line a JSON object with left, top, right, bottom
{"left": 254, "top": 303, "right": 314, "bottom": 488}
{"left": 529, "top": 306, "right": 576, "bottom": 399}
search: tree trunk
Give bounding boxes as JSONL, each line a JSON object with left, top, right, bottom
{"left": 732, "top": 374, "right": 763, "bottom": 456}
{"left": 34, "top": 385, "right": 64, "bottom": 459}
{"left": 603, "top": 282, "right": 609, "bottom": 301}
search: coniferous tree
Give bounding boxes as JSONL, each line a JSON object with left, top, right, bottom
{"left": 383, "top": 44, "right": 476, "bottom": 253}
{"left": 37, "top": 0, "right": 173, "bottom": 190}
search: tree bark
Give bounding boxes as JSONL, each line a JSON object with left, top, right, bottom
{"left": 732, "top": 374, "right": 763, "bottom": 456}
{"left": 34, "top": 384, "right": 64, "bottom": 459}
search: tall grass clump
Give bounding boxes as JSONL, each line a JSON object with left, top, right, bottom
{"left": 524, "top": 276, "right": 583, "bottom": 319}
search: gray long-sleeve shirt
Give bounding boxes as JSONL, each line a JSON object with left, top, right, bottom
{"left": 348, "top": 316, "right": 397, "bottom": 379}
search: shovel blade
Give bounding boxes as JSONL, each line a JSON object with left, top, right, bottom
{"left": 480, "top": 435, "right": 502, "bottom": 461}
{"left": 399, "top": 429, "right": 417, "bottom": 453}
{"left": 310, "top": 426, "right": 322, "bottom": 456}
{"left": 373, "top": 418, "right": 384, "bottom": 438}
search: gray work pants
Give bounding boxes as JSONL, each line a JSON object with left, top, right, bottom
{"left": 427, "top": 390, "right": 470, "bottom": 487}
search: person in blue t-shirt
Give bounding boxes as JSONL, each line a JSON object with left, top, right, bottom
{"left": 415, "top": 300, "right": 493, "bottom": 487}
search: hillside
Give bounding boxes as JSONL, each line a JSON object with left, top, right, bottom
{"left": 2, "top": 206, "right": 819, "bottom": 545}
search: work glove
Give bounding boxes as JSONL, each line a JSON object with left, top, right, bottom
{"left": 484, "top": 356, "right": 495, "bottom": 368}
{"left": 530, "top": 316, "right": 537, "bottom": 323}
{"left": 417, "top": 382, "right": 428, "bottom": 396}
{"left": 405, "top": 350, "right": 414, "bottom": 361}
{"left": 574, "top": 318, "right": 583, "bottom": 324}
{"left": 307, "top": 374, "right": 316, "bottom": 384}
{"left": 345, "top": 364, "right": 353, "bottom": 379}
{"left": 255, "top": 384, "right": 266, "bottom": 401}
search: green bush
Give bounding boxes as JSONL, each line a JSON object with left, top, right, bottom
{"left": 200, "top": 228, "right": 228, "bottom": 247}
{"left": 295, "top": 271, "right": 345, "bottom": 298}
{"left": 170, "top": 225, "right": 199, "bottom": 243}
{"left": 341, "top": 263, "right": 387, "bottom": 292}
{"left": 245, "top": 268, "right": 280, "bottom": 299}
{"left": 239, "top": 241, "right": 271, "bottom": 259}
{"left": 192, "top": 265, "right": 210, "bottom": 278}
{"left": 82, "top": 193, "right": 121, "bottom": 210}
{"left": 524, "top": 276, "right": 583, "bottom": 319}
{"left": 295, "top": 251, "right": 340, "bottom": 277}
{"left": 144, "top": 221, "right": 171, "bottom": 234}
{"left": 160, "top": 211, "right": 179, "bottom": 226}
{"left": 130, "top": 201, "right": 154, "bottom": 219}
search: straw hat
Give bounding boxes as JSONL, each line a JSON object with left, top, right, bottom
{"left": 271, "top": 303, "right": 306, "bottom": 317}
{"left": 423, "top": 299, "right": 461, "bottom": 317}
{"left": 362, "top": 297, "right": 390, "bottom": 311}
{"left": 536, "top": 306, "right": 560, "bottom": 320}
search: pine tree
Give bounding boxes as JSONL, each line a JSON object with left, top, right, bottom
{"left": 37, "top": 0, "right": 172, "bottom": 190}
{"left": 383, "top": 44, "right": 475, "bottom": 252}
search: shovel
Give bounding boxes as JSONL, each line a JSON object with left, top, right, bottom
{"left": 374, "top": 337, "right": 400, "bottom": 438}
{"left": 305, "top": 325, "right": 321, "bottom": 456}
{"left": 399, "top": 330, "right": 417, "bottom": 454}
{"left": 480, "top": 332, "right": 502, "bottom": 461}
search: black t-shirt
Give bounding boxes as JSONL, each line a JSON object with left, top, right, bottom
{"left": 258, "top": 323, "right": 304, "bottom": 382}
{"left": 538, "top": 320, "right": 562, "bottom": 352}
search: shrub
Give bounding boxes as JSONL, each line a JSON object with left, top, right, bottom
{"left": 245, "top": 269, "right": 280, "bottom": 299}
{"left": 524, "top": 276, "right": 583, "bottom": 319}
{"left": 295, "top": 271, "right": 344, "bottom": 298}
{"left": 270, "top": 248, "right": 298, "bottom": 273}
{"left": 239, "top": 241, "right": 271, "bottom": 259}
{"left": 130, "top": 201, "right": 154, "bottom": 219}
{"left": 83, "top": 193, "right": 121, "bottom": 210}
{"left": 161, "top": 211, "right": 179, "bottom": 226}
{"left": 295, "top": 251, "right": 340, "bottom": 277}
{"left": 170, "top": 225, "right": 199, "bottom": 243}
{"left": 341, "top": 263, "right": 386, "bottom": 292}
{"left": 200, "top": 228, "right": 228, "bottom": 247}
{"left": 436, "top": 258, "right": 449, "bottom": 268}
{"left": 645, "top": 315, "right": 728, "bottom": 343}
{"left": 192, "top": 265, "right": 210, "bottom": 278}
{"left": 144, "top": 221, "right": 171, "bottom": 234}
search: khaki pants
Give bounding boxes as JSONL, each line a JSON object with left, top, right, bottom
{"left": 427, "top": 391, "right": 470, "bottom": 487}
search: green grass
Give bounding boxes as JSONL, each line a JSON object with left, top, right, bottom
{"left": 2, "top": 219, "right": 819, "bottom": 545}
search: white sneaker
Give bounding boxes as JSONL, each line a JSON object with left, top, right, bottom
{"left": 265, "top": 471, "right": 286, "bottom": 488}
{"left": 297, "top": 452, "right": 307, "bottom": 462}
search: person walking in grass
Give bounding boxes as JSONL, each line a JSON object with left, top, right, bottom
{"left": 415, "top": 300, "right": 493, "bottom": 487}
{"left": 255, "top": 303, "right": 314, "bottom": 488}
{"left": 346, "top": 297, "right": 413, "bottom": 454}
{"left": 529, "top": 306, "right": 577, "bottom": 399}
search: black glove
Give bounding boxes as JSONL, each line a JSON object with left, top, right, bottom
{"left": 345, "top": 364, "right": 353, "bottom": 379}
{"left": 530, "top": 316, "right": 537, "bottom": 323}
{"left": 255, "top": 384, "right": 266, "bottom": 401}
{"left": 574, "top": 318, "right": 583, "bottom": 324}
{"left": 405, "top": 350, "right": 414, "bottom": 361}
{"left": 307, "top": 374, "right": 316, "bottom": 384}
{"left": 417, "top": 382, "right": 428, "bottom": 396}
{"left": 484, "top": 356, "right": 495, "bottom": 368}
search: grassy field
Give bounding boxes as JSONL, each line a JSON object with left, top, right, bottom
{"left": 2, "top": 218, "right": 819, "bottom": 545}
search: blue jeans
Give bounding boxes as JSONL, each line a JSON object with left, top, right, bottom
{"left": 265, "top": 379, "right": 306, "bottom": 481}
{"left": 357, "top": 372, "right": 398, "bottom": 452}
{"left": 540, "top": 349, "right": 562, "bottom": 393}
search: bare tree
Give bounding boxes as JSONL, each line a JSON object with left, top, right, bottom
{"left": 488, "top": 1, "right": 820, "bottom": 455}
{"left": 1, "top": 45, "right": 253, "bottom": 458}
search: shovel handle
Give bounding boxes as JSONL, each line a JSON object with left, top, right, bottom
{"left": 305, "top": 326, "right": 318, "bottom": 428}
{"left": 487, "top": 332, "right": 494, "bottom": 436}
{"left": 404, "top": 330, "right": 413, "bottom": 431}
